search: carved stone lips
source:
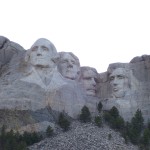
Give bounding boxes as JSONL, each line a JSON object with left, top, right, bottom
{"left": 87, "top": 89, "right": 96, "bottom": 92}
{"left": 113, "top": 87, "right": 119, "bottom": 91}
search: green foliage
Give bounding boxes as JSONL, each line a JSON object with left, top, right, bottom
{"left": 131, "top": 109, "right": 144, "bottom": 134}
{"left": 103, "top": 111, "right": 111, "bottom": 122}
{"left": 103, "top": 107, "right": 124, "bottom": 131}
{"left": 22, "top": 131, "right": 42, "bottom": 146}
{"left": 110, "top": 116, "right": 125, "bottom": 130}
{"left": 0, "top": 125, "right": 6, "bottom": 149}
{"left": 0, "top": 125, "right": 43, "bottom": 150}
{"left": 46, "top": 125, "right": 53, "bottom": 137}
{"left": 108, "top": 133, "right": 112, "bottom": 140}
{"left": 58, "top": 112, "right": 71, "bottom": 131}
{"left": 147, "top": 120, "right": 150, "bottom": 130}
{"left": 126, "top": 109, "right": 144, "bottom": 144}
{"left": 109, "top": 106, "right": 119, "bottom": 118}
{"left": 95, "top": 116, "right": 102, "bottom": 127}
{"left": 97, "top": 101, "right": 103, "bottom": 113}
{"left": 79, "top": 105, "right": 91, "bottom": 123}
{"left": 140, "top": 128, "right": 150, "bottom": 148}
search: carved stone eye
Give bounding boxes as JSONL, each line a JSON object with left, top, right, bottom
{"left": 31, "top": 46, "right": 38, "bottom": 51}
{"left": 94, "top": 78, "right": 98, "bottom": 83}
{"left": 61, "top": 59, "right": 68, "bottom": 63}
{"left": 117, "top": 75, "right": 125, "bottom": 79}
{"left": 41, "top": 46, "right": 49, "bottom": 51}
{"left": 109, "top": 76, "right": 114, "bottom": 81}
{"left": 84, "top": 77, "right": 91, "bottom": 81}
{"left": 71, "top": 60, "right": 75, "bottom": 64}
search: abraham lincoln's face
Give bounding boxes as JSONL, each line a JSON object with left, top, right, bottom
{"left": 109, "top": 68, "right": 129, "bottom": 98}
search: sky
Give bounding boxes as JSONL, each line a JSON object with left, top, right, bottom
{"left": 1, "top": 0, "right": 150, "bottom": 73}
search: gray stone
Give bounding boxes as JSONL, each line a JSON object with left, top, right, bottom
{"left": 58, "top": 52, "right": 80, "bottom": 80}
{"left": 98, "top": 60, "right": 150, "bottom": 122}
{"left": 79, "top": 67, "right": 99, "bottom": 97}
{"left": 0, "top": 36, "right": 25, "bottom": 68}
{"left": 1, "top": 35, "right": 150, "bottom": 133}
{"left": 0, "top": 38, "right": 87, "bottom": 132}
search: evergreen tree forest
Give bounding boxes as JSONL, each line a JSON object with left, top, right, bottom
{"left": 0, "top": 126, "right": 43, "bottom": 150}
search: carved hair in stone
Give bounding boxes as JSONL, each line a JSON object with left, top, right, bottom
{"left": 79, "top": 67, "right": 98, "bottom": 96}
{"left": 25, "top": 38, "right": 59, "bottom": 69}
{"left": 109, "top": 67, "right": 138, "bottom": 98}
{"left": 58, "top": 52, "right": 80, "bottom": 80}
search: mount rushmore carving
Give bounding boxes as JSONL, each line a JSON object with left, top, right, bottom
{"left": 0, "top": 36, "right": 150, "bottom": 132}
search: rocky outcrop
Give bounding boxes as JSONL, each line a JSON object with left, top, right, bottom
{"left": 29, "top": 121, "right": 138, "bottom": 150}
{"left": 97, "top": 55, "right": 150, "bottom": 122}
{"left": 0, "top": 37, "right": 89, "bottom": 133}
{"left": 0, "top": 36, "right": 150, "bottom": 133}
{"left": 0, "top": 36, "right": 25, "bottom": 68}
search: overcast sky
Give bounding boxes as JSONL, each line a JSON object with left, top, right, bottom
{"left": 1, "top": 0, "right": 150, "bottom": 73}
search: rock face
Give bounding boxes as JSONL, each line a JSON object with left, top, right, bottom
{"left": 58, "top": 52, "right": 80, "bottom": 80}
{"left": 98, "top": 56, "right": 150, "bottom": 122}
{"left": 0, "top": 37, "right": 88, "bottom": 132}
{"left": 0, "top": 36, "right": 24, "bottom": 68}
{"left": 1, "top": 36, "right": 150, "bottom": 133}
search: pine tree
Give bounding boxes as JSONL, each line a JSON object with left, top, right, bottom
{"left": 97, "top": 101, "right": 103, "bottom": 113}
{"left": 95, "top": 116, "right": 102, "bottom": 127}
{"left": 131, "top": 109, "right": 144, "bottom": 135}
{"left": 111, "top": 116, "right": 125, "bottom": 130}
{"left": 58, "top": 112, "right": 70, "bottom": 131}
{"left": 0, "top": 125, "right": 6, "bottom": 149}
{"left": 46, "top": 125, "right": 53, "bottom": 137}
{"left": 103, "top": 111, "right": 111, "bottom": 122}
{"left": 140, "top": 128, "right": 150, "bottom": 147}
{"left": 128, "top": 109, "right": 144, "bottom": 144}
{"left": 109, "top": 106, "right": 119, "bottom": 119}
{"left": 79, "top": 105, "right": 91, "bottom": 123}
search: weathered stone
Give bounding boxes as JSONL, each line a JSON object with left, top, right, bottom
{"left": 79, "top": 67, "right": 99, "bottom": 97}
{"left": 58, "top": 52, "right": 80, "bottom": 80}
{"left": 98, "top": 60, "right": 150, "bottom": 122}
{"left": 0, "top": 38, "right": 87, "bottom": 132}
{"left": 29, "top": 121, "right": 138, "bottom": 150}
{"left": 0, "top": 36, "right": 25, "bottom": 68}
{"left": 1, "top": 35, "right": 150, "bottom": 133}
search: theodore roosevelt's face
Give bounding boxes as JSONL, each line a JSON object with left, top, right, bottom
{"left": 58, "top": 53, "right": 80, "bottom": 80}
{"left": 29, "top": 39, "right": 56, "bottom": 68}
{"left": 109, "top": 68, "right": 129, "bottom": 98}
{"left": 81, "top": 69, "right": 97, "bottom": 96}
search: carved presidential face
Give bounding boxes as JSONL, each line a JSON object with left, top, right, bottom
{"left": 29, "top": 38, "right": 57, "bottom": 68}
{"left": 58, "top": 52, "right": 80, "bottom": 80}
{"left": 80, "top": 68, "right": 98, "bottom": 96}
{"left": 109, "top": 68, "right": 130, "bottom": 98}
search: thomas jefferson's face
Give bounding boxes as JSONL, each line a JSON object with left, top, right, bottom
{"left": 109, "top": 68, "right": 129, "bottom": 98}
{"left": 81, "top": 69, "right": 97, "bottom": 96}
{"left": 29, "top": 39, "right": 56, "bottom": 68}
{"left": 58, "top": 53, "right": 80, "bottom": 80}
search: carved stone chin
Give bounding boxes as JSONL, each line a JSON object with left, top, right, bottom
{"left": 111, "top": 90, "right": 126, "bottom": 98}
{"left": 20, "top": 67, "right": 67, "bottom": 91}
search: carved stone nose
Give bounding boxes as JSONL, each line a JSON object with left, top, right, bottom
{"left": 91, "top": 78, "right": 96, "bottom": 85}
{"left": 37, "top": 53, "right": 42, "bottom": 56}
{"left": 68, "top": 62, "right": 73, "bottom": 67}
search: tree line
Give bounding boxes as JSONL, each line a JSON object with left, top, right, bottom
{"left": 1, "top": 101, "right": 150, "bottom": 150}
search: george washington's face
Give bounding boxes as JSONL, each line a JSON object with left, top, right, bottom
{"left": 109, "top": 68, "right": 129, "bottom": 98}
{"left": 58, "top": 53, "right": 80, "bottom": 80}
{"left": 29, "top": 39, "right": 56, "bottom": 68}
